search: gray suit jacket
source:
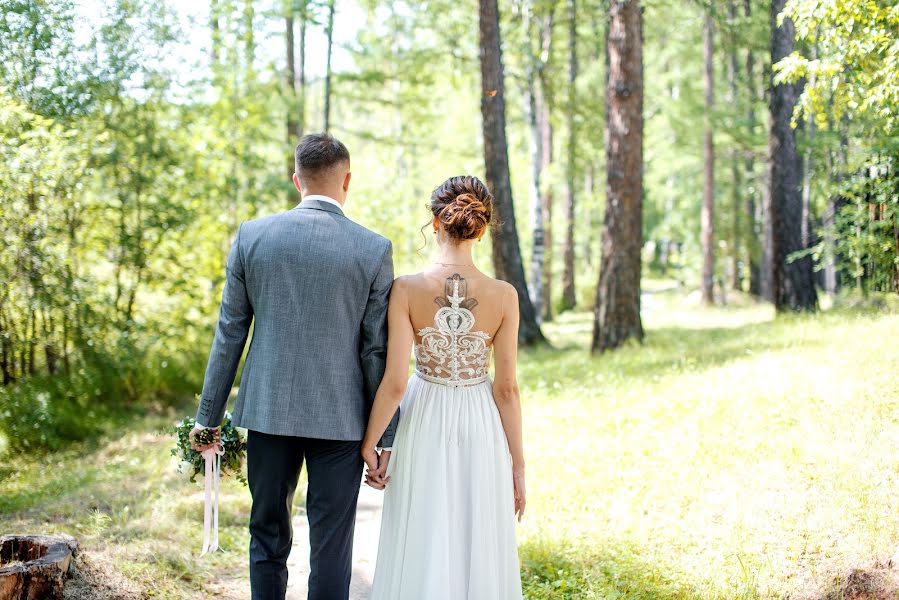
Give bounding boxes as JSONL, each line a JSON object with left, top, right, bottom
{"left": 195, "top": 198, "right": 398, "bottom": 447}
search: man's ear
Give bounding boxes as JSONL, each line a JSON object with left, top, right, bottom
{"left": 292, "top": 172, "right": 303, "bottom": 195}
{"left": 343, "top": 171, "right": 352, "bottom": 193}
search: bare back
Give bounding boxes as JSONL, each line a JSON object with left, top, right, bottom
{"left": 401, "top": 267, "right": 513, "bottom": 386}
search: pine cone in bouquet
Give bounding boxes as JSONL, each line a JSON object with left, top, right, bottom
{"left": 170, "top": 410, "right": 248, "bottom": 485}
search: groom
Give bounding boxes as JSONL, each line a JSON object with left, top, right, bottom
{"left": 190, "top": 133, "right": 398, "bottom": 600}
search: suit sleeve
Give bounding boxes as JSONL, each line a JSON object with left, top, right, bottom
{"left": 195, "top": 223, "right": 254, "bottom": 427}
{"left": 360, "top": 240, "right": 399, "bottom": 448}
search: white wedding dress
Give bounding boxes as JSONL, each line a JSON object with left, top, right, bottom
{"left": 370, "top": 274, "right": 523, "bottom": 600}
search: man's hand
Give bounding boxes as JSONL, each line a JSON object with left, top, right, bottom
{"left": 362, "top": 448, "right": 391, "bottom": 490}
{"left": 189, "top": 425, "right": 221, "bottom": 453}
{"left": 513, "top": 467, "right": 526, "bottom": 522}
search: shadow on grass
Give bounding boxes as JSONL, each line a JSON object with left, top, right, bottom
{"left": 520, "top": 538, "right": 694, "bottom": 600}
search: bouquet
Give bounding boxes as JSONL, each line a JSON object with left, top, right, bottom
{"left": 170, "top": 411, "right": 247, "bottom": 485}
{"left": 170, "top": 409, "right": 247, "bottom": 555}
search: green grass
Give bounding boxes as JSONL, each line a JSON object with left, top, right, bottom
{"left": 2, "top": 287, "right": 898, "bottom": 599}
{"left": 518, "top": 288, "right": 899, "bottom": 599}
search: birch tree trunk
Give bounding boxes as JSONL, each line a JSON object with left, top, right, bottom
{"left": 700, "top": 13, "right": 716, "bottom": 305}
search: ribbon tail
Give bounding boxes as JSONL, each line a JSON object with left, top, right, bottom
{"left": 200, "top": 450, "right": 213, "bottom": 556}
{"left": 211, "top": 452, "right": 221, "bottom": 552}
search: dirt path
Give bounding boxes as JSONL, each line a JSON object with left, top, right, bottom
{"left": 286, "top": 484, "right": 384, "bottom": 599}
{"left": 200, "top": 482, "right": 384, "bottom": 599}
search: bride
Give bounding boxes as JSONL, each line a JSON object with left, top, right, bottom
{"left": 361, "top": 175, "right": 525, "bottom": 599}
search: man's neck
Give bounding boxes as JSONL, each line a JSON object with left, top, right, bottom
{"left": 303, "top": 191, "right": 345, "bottom": 206}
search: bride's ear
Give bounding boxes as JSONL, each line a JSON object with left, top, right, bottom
{"left": 432, "top": 216, "right": 440, "bottom": 233}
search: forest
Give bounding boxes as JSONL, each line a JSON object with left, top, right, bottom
{"left": 1, "top": 0, "right": 898, "bottom": 598}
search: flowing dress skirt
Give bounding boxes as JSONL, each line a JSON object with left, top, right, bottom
{"left": 370, "top": 373, "right": 523, "bottom": 600}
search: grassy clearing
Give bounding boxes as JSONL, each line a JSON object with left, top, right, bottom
{"left": 1, "top": 286, "right": 898, "bottom": 599}
{"left": 518, "top": 288, "right": 899, "bottom": 599}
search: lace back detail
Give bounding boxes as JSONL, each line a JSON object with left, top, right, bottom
{"left": 414, "top": 274, "right": 491, "bottom": 387}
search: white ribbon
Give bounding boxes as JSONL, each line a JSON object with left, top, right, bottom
{"left": 200, "top": 443, "right": 225, "bottom": 556}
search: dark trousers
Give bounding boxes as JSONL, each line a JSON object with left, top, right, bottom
{"left": 247, "top": 430, "right": 363, "bottom": 600}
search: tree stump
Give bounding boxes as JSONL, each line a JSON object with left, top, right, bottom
{"left": 0, "top": 535, "right": 78, "bottom": 600}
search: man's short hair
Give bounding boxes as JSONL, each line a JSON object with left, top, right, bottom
{"left": 294, "top": 133, "right": 350, "bottom": 185}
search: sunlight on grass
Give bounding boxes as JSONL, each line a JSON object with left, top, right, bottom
{"left": 1, "top": 290, "right": 897, "bottom": 599}
{"left": 518, "top": 291, "right": 899, "bottom": 599}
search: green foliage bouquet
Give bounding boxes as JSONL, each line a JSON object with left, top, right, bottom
{"left": 170, "top": 411, "right": 247, "bottom": 485}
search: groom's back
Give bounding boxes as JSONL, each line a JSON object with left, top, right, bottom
{"left": 230, "top": 200, "right": 392, "bottom": 439}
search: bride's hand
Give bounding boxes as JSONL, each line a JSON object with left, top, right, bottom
{"left": 513, "top": 467, "right": 526, "bottom": 522}
{"left": 361, "top": 445, "right": 379, "bottom": 473}
{"left": 361, "top": 446, "right": 390, "bottom": 490}
{"left": 364, "top": 450, "right": 391, "bottom": 490}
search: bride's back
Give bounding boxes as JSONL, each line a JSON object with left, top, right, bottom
{"left": 401, "top": 266, "right": 514, "bottom": 385}
{"left": 405, "top": 268, "right": 508, "bottom": 339}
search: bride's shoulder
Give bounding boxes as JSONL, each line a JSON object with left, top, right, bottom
{"left": 391, "top": 272, "right": 424, "bottom": 295}
{"left": 482, "top": 278, "right": 518, "bottom": 311}
{"left": 482, "top": 276, "right": 515, "bottom": 295}
{"left": 393, "top": 272, "right": 424, "bottom": 286}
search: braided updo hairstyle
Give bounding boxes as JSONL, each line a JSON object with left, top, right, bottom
{"left": 429, "top": 175, "right": 494, "bottom": 241}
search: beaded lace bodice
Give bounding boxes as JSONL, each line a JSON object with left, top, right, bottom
{"left": 414, "top": 274, "right": 492, "bottom": 387}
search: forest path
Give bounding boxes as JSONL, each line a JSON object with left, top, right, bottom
{"left": 286, "top": 484, "right": 383, "bottom": 599}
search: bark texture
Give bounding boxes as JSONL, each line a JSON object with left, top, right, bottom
{"left": 768, "top": 0, "right": 817, "bottom": 311}
{"left": 560, "top": 0, "right": 578, "bottom": 311}
{"left": 592, "top": 0, "right": 644, "bottom": 353}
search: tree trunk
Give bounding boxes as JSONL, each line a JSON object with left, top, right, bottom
{"left": 824, "top": 123, "right": 849, "bottom": 294}
{"left": 523, "top": 0, "right": 546, "bottom": 321}
{"left": 560, "top": 0, "right": 578, "bottom": 311}
{"left": 286, "top": 8, "right": 297, "bottom": 205}
{"left": 727, "top": 0, "right": 742, "bottom": 291}
{"left": 801, "top": 42, "right": 817, "bottom": 249}
{"left": 760, "top": 148, "right": 774, "bottom": 301}
{"left": 323, "top": 0, "right": 335, "bottom": 132}
{"left": 540, "top": 105, "right": 554, "bottom": 322}
{"left": 285, "top": 1, "right": 307, "bottom": 207}
{"left": 210, "top": 0, "right": 221, "bottom": 67}
{"left": 744, "top": 0, "right": 761, "bottom": 296}
{"left": 244, "top": 0, "right": 255, "bottom": 78}
{"left": 584, "top": 163, "right": 595, "bottom": 267}
{"left": 0, "top": 309, "right": 12, "bottom": 385}
{"left": 769, "top": 0, "right": 817, "bottom": 311}
{"left": 700, "top": 13, "right": 715, "bottom": 305}
{"left": 823, "top": 123, "right": 847, "bottom": 295}
{"left": 28, "top": 309, "right": 36, "bottom": 376}
{"left": 592, "top": 0, "right": 644, "bottom": 353}
{"left": 583, "top": 9, "right": 602, "bottom": 271}
{"left": 758, "top": 56, "right": 775, "bottom": 302}
{"left": 801, "top": 116, "right": 813, "bottom": 249}
{"left": 26, "top": 188, "right": 39, "bottom": 377}
{"left": 822, "top": 189, "right": 839, "bottom": 295}
{"left": 479, "top": 0, "right": 546, "bottom": 346}
{"left": 538, "top": 10, "right": 555, "bottom": 323}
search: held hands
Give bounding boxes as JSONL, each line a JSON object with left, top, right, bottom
{"left": 362, "top": 446, "right": 391, "bottom": 490}
{"left": 189, "top": 425, "right": 221, "bottom": 453}
{"left": 513, "top": 467, "right": 526, "bottom": 522}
